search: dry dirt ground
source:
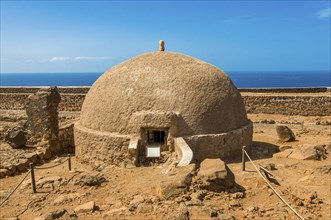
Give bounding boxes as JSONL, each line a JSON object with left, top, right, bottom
{"left": 0, "top": 113, "right": 330, "bottom": 220}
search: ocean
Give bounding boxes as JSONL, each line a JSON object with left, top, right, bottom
{"left": 0, "top": 71, "right": 330, "bottom": 88}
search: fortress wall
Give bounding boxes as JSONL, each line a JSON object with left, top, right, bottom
{"left": 0, "top": 87, "right": 330, "bottom": 116}
{"left": 242, "top": 95, "right": 331, "bottom": 116}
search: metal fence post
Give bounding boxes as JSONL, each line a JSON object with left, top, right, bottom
{"left": 68, "top": 154, "right": 71, "bottom": 171}
{"left": 242, "top": 146, "right": 246, "bottom": 171}
{"left": 30, "top": 163, "right": 37, "bottom": 193}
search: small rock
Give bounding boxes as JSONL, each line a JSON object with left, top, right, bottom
{"left": 232, "top": 192, "right": 245, "bottom": 199}
{"left": 210, "top": 208, "right": 218, "bottom": 217}
{"left": 265, "top": 163, "right": 276, "bottom": 171}
{"left": 74, "top": 201, "right": 95, "bottom": 214}
{"left": 102, "top": 207, "right": 127, "bottom": 217}
{"left": 129, "top": 195, "right": 145, "bottom": 208}
{"left": 53, "top": 193, "right": 83, "bottom": 205}
{"left": 36, "top": 176, "right": 62, "bottom": 188}
{"left": 190, "top": 191, "right": 206, "bottom": 201}
{"left": 26, "top": 153, "right": 38, "bottom": 163}
{"left": 172, "top": 203, "right": 189, "bottom": 220}
{"left": 136, "top": 203, "right": 153, "bottom": 213}
{"left": 5, "top": 127, "right": 27, "bottom": 149}
{"left": 48, "top": 209, "right": 67, "bottom": 219}
{"left": 72, "top": 174, "right": 106, "bottom": 186}
{"left": 276, "top": 126, "right": 295, "bottom": 142}
{"left": 14, "top": 159, "right": 29, "bottom": 172}
{"left": 247, "top": 206, "right": 259, "bottom": 212}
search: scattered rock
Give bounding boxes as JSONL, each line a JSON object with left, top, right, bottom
{"left": 43, "top": 209, "right": 67, "bottom": 219}
{"left": 102, "top": 207, "right": 127, "bottom": 217}
{"left": 172, "top": 203, "right": 189, "bottom": 220}
{"left": 314, "top": 145, "right": 327, "bottom": 160}
{"left": 4, "top": 127, "right": 27, "bottom": 149}
{"left": 232, "top": 192, "right": 245, "bottom": 199}
{"left": 26, "top": 153, "right": 38, "bottom": 163}
{"left": 72, "top": 174, "right": 106, "bottom": 186}
{"left": 36, "top": 176, "right": 62, "bottom": 188}
{"left": 190, "top": 191, "right": 206, "bottom": 201}
{"left": 276, "top": 125, "right": 295, "bottom": 142}
{"left": 129, "top": 195, "right": 145, "bottom": 208}
{"left": 197, "top": 159, "right": 235, "bottom": 192}
{"left": 74, "top": 201, "right": 95, "bottom": 214}
{"left": 14, "top": 158, "right": 29, "bottom": 172}
{"left": 265, "top": 163, "right": 276, "bottom": 171}
{"left": 136, "top": 203, "right": 153, "bottom": 213}
{"left": 260, "top": 119, "right": 275, "bottom": 124}
{"left": 53, "top": 193, "right": 84, "bottom": 205}
{"left": 316, "top": 165, "right": 331, "bottom": 174}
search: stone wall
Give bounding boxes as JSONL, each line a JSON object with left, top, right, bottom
{"left": 184, "top": 122, "right": 253, "bottom": 163}
{"left": 242, "top": 95, "right": 331, "bottom": 116}
{"left": 0, "top": 87, "right": 330, "bottom": 116}
{"left": 0, "top": 87, "right": 86, "bottom": 112}
{"left": 74, "top": 122, "right": 131, "bottom": 168}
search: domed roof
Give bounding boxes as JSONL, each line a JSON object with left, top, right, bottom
{"left": 79, "top": 51, "right": 248, "bottom": 135}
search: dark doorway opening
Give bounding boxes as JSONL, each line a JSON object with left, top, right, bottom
{"left": 147, "top": 130, "right": 166, "bottom": 144}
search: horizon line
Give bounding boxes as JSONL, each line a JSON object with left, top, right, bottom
{"left": 1, "top": 70, "right": 330, "bottom": 74}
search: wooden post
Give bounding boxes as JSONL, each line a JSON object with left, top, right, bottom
{"left": 242, "top": 146, "right": 246, "bottom": 171}
{"left": 68, "top": 154, "right": 72, "bottom": 171}
{"left": 30, "top": 163, "right": 37, "bottom": 193}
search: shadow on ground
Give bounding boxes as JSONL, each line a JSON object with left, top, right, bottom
{"left": 251, "top": 141, "right": 280, "bottom": 160}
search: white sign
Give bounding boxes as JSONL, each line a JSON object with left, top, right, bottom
{"left": 146, "top": 145, "right": 161, "bottom": 158}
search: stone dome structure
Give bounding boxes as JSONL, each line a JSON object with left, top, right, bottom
{"left": 75, "top": 50, "right": 253, "bottom": 168}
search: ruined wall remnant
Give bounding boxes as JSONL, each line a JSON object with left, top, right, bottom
{"left": 26, "top": 87, "right": 61, "bottom": 153}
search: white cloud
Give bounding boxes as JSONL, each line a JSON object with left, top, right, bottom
{"left": 48, "top": 56, "right": 112, "bottom": 62}
{"left": 49, "top": 57, "right": 71, "bottom": 62}
{"left": 74, "top": 56, "right": 112, "bottom": 61}
{"left": 317, "top": 7, "right": 331, "bottom": 19}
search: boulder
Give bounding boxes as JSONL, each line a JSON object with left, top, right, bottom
{"left": 74, "top": 201, "right": 95, "bottom": 214}
{"left": 5, "top": 128, "right": 27, "bottom": 149}
{"left": 197, "top": 158, "right": 235, "bottom": 192}
{"left": 156, "top": 164, "right": 195, "bottom": 199}
{"left": 288, "top": 144, "right": 324, "bottom": 160}
{"left": 276, "top": 126, "right": 295, "bottom": 142}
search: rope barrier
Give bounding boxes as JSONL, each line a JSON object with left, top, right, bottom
{"left": 243, "top": 149, "right": 305, "bottom": 220}
{"left": 0, "top": 170, "right": 31, "bottom": 207}
{"left": 34, "top": 158, "right": 69, "bottom": 170}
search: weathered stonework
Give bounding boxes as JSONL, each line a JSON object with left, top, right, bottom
{"left": 74, "top": 122, "right": 131, "bottom": 168}
{"left": 183, "top": 122, "right": 253, "bottom": 163}
{"left": 75, "top": 51, "right": 252, "bottom": 167}
{"left": 26, "top": 87, "right": 61, "bottom": 153}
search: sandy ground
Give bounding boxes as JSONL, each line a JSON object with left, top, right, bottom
{"left": 0, "top": 113, "right": 330, "bottom": 220}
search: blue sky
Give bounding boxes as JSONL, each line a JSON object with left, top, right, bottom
{"left": 1, "top": 0, "right": 330, "bottom": 73}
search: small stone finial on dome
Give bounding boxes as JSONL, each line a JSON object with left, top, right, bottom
{"left": 159, "top": 40, "right": 165, "bottom": 51}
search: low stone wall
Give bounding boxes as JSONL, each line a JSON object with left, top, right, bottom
{"left": 242, "top": 95, "right": 331, "bottom": 116}
{"left": 0, "top": 87, "right": 330, "bottom": 116}
{"left": 74, "top": 122, "right": 131, "bottom": 168}
{"left": 0, "top": 89, "right": 86, "bottom": 112}
{"left": 184, "top": 122, "right": 253, "bottom": 163}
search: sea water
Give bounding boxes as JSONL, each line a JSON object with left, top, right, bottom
{"left": 0, "top": 71, "right": 330, "bottom": 88}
